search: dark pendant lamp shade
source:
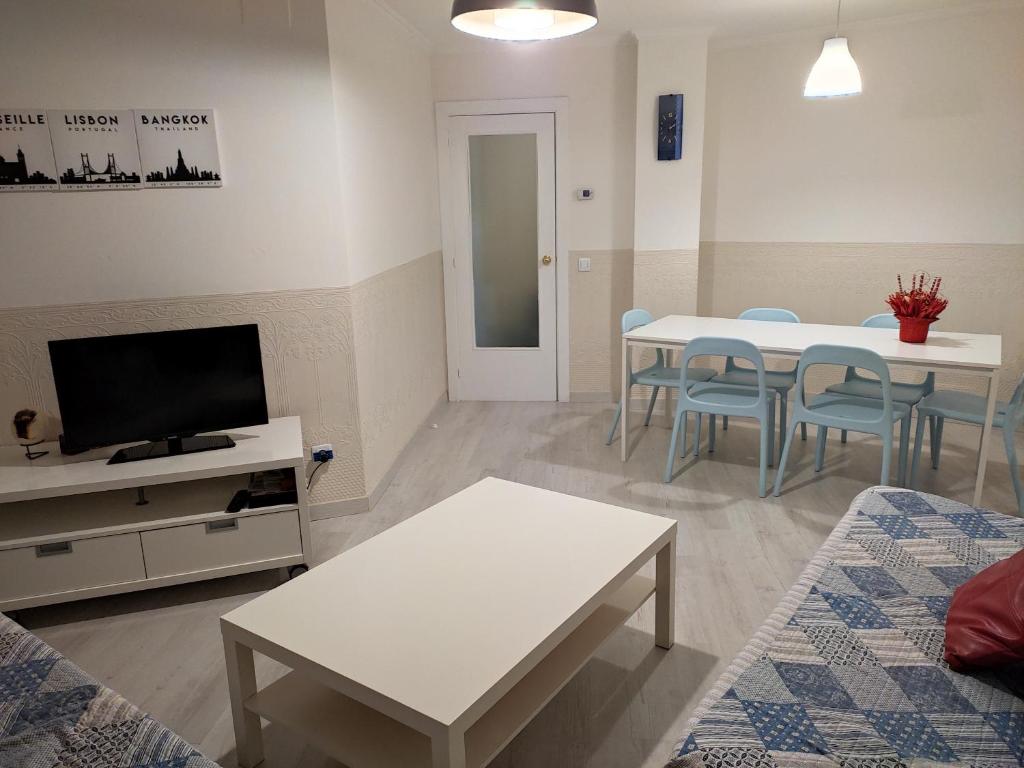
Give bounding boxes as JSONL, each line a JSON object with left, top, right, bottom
{"left": 451, "top": 0, "right": 598, "bottom": 41}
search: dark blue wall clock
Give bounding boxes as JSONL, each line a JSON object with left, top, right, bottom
{"left": 658, "top": 94, "right": 684, "bottom": 161}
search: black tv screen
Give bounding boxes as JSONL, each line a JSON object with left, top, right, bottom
{"left": 49, "top": 325, "right": 269, "bottom": 453}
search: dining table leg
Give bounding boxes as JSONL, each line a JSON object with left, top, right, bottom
{"left": 973, "top": 369, "right": 1000, "bottom": 507}
{"left": 621, "top": 337, "right": 631, "bottom": 461}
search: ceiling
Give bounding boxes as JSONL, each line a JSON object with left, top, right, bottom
{"left": 380, "top": 0, "right": 1002, "bottom": 48}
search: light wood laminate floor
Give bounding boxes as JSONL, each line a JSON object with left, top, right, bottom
{"left": 17, "top": 402, "right": 1022, "bottom": 768}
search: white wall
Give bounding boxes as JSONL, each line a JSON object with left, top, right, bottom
{"left": 325, "top": 0, "right": 441, "bottom": 283}
{"left": 702, "top": 4, "right": 1024, "bottom": 244}
{"left": 432, "top": 40, "right": 638, "bottom": 253}
{"left": 0, "top": 0, "right": 349, "bottom": 308}
{"left": 633, "top": 32, "right": 709, "bottom": 252}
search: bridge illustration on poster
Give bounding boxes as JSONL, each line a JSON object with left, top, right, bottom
{"left": 59, "top": 152, "right": 141, "bottom": 185}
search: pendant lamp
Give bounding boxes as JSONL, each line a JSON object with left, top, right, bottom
{"left": 451, "top": 0, "right": 598, "bottom": 41}
{"left": 804, "top": 0, "right": 862, "bottom": 98}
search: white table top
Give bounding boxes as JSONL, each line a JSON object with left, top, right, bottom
{"left": 221, "top": 477, "right": 675, "bottom": 728}
{"left": 0, "top": 417, "right": 304, "bottom": 504}
{"left": 624, "top": 315, "right": 1002, "bottom": 372}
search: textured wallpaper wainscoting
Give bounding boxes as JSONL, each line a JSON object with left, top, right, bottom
{"left": 0, "top": 289, "right": 366, "bottom": 505}
{"left": 351, "top": 251, "right": 447, "bottom": 497}
{"left": 698, "top": 242, "right": 1024, "bottom": 398}
{"left": 569, "top": 250, "right": 634, "bottom": 400}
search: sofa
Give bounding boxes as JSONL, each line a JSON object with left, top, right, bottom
{"left": 0, "top": 612, "right": 219, "bottom": 768}
{"left": 669, "top": 487, "right": 1024, "bottom": 767}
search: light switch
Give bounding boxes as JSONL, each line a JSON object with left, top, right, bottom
{"left": 577, "top": 257, "right": 592, "bottom": 272}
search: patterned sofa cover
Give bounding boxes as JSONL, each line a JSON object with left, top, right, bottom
{"left": 0, "top": 613, "right": 219, "bottom": 768}
{"left": 669, "top": 487, "right": 1024, "bottom": 768}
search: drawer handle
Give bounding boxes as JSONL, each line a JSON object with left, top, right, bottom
{"left": 206, "top": 519, "right": 239, "bottom": 533}
{"left": 36, "top": 541, "right": 73, "bottom": 557}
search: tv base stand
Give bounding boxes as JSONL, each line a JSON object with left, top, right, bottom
{"left": 108, "top": 434, "right": 236, "bottom": 464}
{"left": 0, "top": 417, "right": 311, "bottom": 612}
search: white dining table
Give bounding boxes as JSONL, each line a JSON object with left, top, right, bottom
{"left": 621, "top": 315, "right": 1003, "bottom": 505}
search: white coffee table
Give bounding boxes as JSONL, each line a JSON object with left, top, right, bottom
{"left": 221, "top": 477, "right": 677, "bottom": 768}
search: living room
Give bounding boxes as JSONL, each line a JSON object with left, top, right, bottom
{"left": 1, "top": 1, "right": 1022, "bottom": 767}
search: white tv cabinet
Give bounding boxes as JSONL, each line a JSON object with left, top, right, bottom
{"left": 0, "top": 417, "right": 311, "bottom": 612}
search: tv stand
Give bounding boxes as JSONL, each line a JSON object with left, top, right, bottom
{"left": 0, "top": 417, "right": 311, "bottom": 611}
{"left": 108, "top": 434, "right": 236, "bottom": 465}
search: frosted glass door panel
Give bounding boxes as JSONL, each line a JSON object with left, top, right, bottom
{"left": 468, "top": 134, "right": 539, "bottom": 349}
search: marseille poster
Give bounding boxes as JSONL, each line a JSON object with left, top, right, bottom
{"left": 48, "top": 109, "right": 142, "bottom": 191}
{"left": 135, "top": 109, "right": 222, "bottom": 188}
{"left": 0, "top": 109, "right": 58, "bottom": 192}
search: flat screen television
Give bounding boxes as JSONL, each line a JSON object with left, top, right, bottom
{"left": 48, "top": 324, "right": 269, "bottom": 464}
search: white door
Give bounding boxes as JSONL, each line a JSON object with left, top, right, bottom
{"left": 448, "top": 113, "right": 557, "bottom": 401}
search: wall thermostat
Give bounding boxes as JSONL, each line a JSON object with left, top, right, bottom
{"left": 576, "top": 187, "right": 594, "bottom": 201}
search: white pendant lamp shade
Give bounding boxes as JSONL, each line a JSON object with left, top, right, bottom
{"left": 451, "top": 0, "right": 598, "bottom": 41}
{"left": 804, "top": 37, "right": 862, "bottom": 98}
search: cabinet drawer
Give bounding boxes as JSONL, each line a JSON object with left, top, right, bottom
{"left": 141, "top": 510, "right": 302, "bottom": 579}
{"left": 0, "top": 533, "right": 146, "bottom": 602}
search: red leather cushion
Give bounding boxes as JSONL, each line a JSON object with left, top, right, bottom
{"left": 944, "top": 548, "right": 1024, "bottom": 672}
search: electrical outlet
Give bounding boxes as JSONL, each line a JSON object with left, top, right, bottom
{"left": 577, "top": 257, "right": 592, "bottom": 272}
{"left": 311, "top": 443, "right": 334, "bottom": 462}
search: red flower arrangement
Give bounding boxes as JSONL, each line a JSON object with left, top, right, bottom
{"left": 886, "top": 272, "right": 949, "bottom": 343}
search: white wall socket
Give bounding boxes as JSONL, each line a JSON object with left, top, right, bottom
{"left": 311, "top": 443, "right": 334, "bottom": 459}
{"left": 577, "top": 257, "right": 592, "bottom": 272}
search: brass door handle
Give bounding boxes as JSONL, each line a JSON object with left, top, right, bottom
{"left": 541, "top": 255, "right": 552, "bottom": 265}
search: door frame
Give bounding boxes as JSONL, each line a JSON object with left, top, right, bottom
{"left": 435, "top": 98, "right": 570, "bottom": 402}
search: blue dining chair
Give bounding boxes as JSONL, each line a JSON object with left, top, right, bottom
{"left": 910, "top": 373, "right": 1024, "bottom": 515}
{"left": 714, "top": 308, "right": 806, "bottom": 452}
{"left": 774, "top": 345, "right": 914, "bottom": 496}
{"left": 665, "top": 338, "right": 776, "bottom": 497}
{"left": 826, "top": 313, "right": 937, "bottom": 449}
{"left": 607, "top": 309, "right": 716, "bottom": 445}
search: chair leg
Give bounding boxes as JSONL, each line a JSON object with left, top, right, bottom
{"left": 778, "top": 393, "right": 788, "bottom": 457}
{"left": 932, "top": 417, "right": 944, "bottom": 470}
{"left": 898, "top": 416, "right": 912, "bottom": 487}
{"left": 723, "top": 415, "right": 729, "bottom": 431}
{"left": 841, "top": 430, "right": 848, "bottom": 444}
{"left": 801, "top": 422, "right": 808, "bottom": 441}
{"left": 606, "top": 401, "right": 623, "bottom": 446}
{"left": 644, "top": 387, "right": 660, "bottom": 427}
{"left": 693, "top": 414, "right": 703, "bottom": 457}
{"left": 815, "top": 426, "right": 828, "bottom": 472}
{"left": 768, "top": 399, "right": 776, "bottom": 468}
{"left": 927, "top": 415, "right": 937, "bottom": 461}
{"left": 1003, "top": 428, "right": 1023, "bottom": 516}
{"left": 910, "top": 411, "right": 928, "bottom": 489}
{"left": 881, "top": 433, "right": 893, "bottom": 485}
{"left": 773, "top": 421, "right": 801, "bottom": 497}
{"left": 709, "top": 415, "right": 716, "bottom": 453}
{"left": 758, "top": 418, "right": 770, "bottom": 498}
{"left": 680, "top": 411, "right": 689, "bottom": 457}
{"left": 664, "top": 409, "right": 684, "bottom": 484}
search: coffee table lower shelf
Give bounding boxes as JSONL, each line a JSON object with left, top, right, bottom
{"left": 244, "top": 574, "right": 656, "bottom": 768}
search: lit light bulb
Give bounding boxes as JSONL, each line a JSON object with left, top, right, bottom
{"left": 494, "top": 8, "right": 556, "bottom": 32}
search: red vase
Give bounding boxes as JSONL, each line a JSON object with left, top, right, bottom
{"left": 898, "top": 316, "right": 936, "bottom": 344}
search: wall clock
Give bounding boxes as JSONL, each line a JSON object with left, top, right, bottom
{"left": 657, "top": 94, "right": 684, "bottom": 161}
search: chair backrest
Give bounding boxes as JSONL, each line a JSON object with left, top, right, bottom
{"left": 794, "top": 344, "right": 894, "bottom": 428}
{"left": 1007, "top": 372, "right": 1024, "bottom": 427}
{"left": 738, "top": 307, "right": 801, "bottom": 324}
{"left": 621, "top": 308, "right": 670, "bottom": 369}
{"left": 862, "top": 313, "right": 899, "bottom": 329}
{"left": 679, "top": 337, "right": 769, "bottom": 416}
{"left": 621, "top": 308, "right": 653, "bottom": 334}
{"left": 728, "top": 307, "right": 800, "bottom": 373}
